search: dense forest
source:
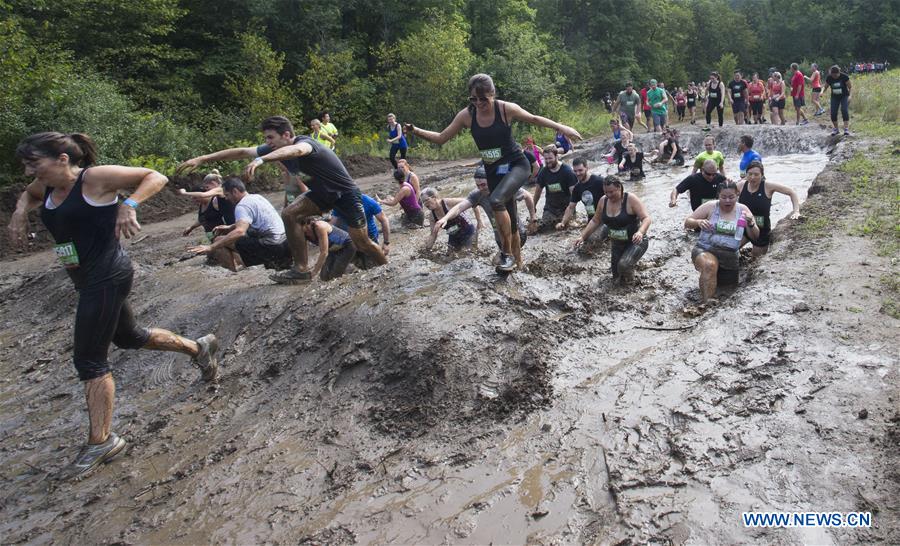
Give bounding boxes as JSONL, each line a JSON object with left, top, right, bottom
{"left": 1, "top": 0, "right": 897, "bottom": 180}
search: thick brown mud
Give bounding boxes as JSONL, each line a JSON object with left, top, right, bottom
{"left": 0, "top": 124, "right": 897, "bottom": 544}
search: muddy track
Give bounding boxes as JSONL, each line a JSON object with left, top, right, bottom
{"left": 0, "top": 124, "right": 897, "bottom": 544}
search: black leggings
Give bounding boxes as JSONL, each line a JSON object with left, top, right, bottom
{"left": 830, "top": 95, "right": 849, "bottom": 122}
{"left": 73, "top": 274, "right": 150, "bottom": 381}
{"left": 389, "top": 144, "right": 407, "bottom": 169}
{"left": 611, "top": 238, "right": 649, "bottom": 277}
{"left": 706, "top": 102, "right": 724, "bottom": 126}
{"left": 486, "top": 153, "right": 531, "bottom": 228}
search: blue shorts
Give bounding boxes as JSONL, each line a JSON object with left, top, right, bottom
{"left": 652, "top": 112, "right": 667, "bottom": 127}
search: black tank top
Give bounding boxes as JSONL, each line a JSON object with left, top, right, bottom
{"left": 601, "top": 193, "right": 640, "bottom": 240}
{"left": 431, "top": 199, "right": 471, "bottom": 232}
{"left": 708, "top": 82, "right": 720, "bottom": 100}
{"left": 198, "top": 196, "right": 236, "bottom": 232}
{"left": 470, "top": 100, "right": 522, "bottom": 166}
{"left": 40, "top": 168, "right": 132, "bottom": 288}
{"left": 739, "top": 178, "right": 771, "bottom": 229}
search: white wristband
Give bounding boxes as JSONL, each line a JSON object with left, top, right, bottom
{"left": 252, "top": 157, "right": 264, "bottom": 166}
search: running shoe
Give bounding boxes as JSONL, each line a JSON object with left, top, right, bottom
{"left": 844, "top": 129, "right": 851, "bottom": 136}
{"left": 270, "top": 269, "right": 312, "bottom": 284}
{"left": 800, "top": 120, "right": 809, "bottom": 126}
{"left": 831, "top": 128, "right": 839, "bottom": 136}
{"left": 63, "top": 433, "right": 127, "bottom": 480}
{"left": 193, "top": 334, "right": 219, "bottom": 382}
{"left": 496, "top": 253, "right": 515, "bottom": 272}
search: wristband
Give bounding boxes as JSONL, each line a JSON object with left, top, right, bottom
{"left": 123, "top": 198, "right": 139, "bottom": 209}
{"left": 251, "top": 157, "right": 264, "bottom": 166}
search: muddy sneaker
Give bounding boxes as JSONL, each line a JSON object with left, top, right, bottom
{"left": 800, "top": 120, "right": 809, "bottom": 126}
{"left": 830, "top": 128, "right": 839, "bottom": 136}
{"left": 270, "top": 269, "right": 312, "bottom": 285}
{"left": 843, "top": 129, "right": 851, "bottom": 136}
{"left": 496, "top": 253, "right": 515, "bottom": 272}
{"left": 63, "top": 433, "right": 127, "bottom": 481}
{"left": 192, "top": 334, "right": 219, "bottom": 382}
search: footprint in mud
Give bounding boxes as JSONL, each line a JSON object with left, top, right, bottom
{"left": 150, "top": 357, "right": 176, "bottom": 385}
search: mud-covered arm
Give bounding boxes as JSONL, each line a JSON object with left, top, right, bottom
{"left": 310, "top": 223, "right": 330, "bottom": 278}
{"left": 7, "top": 181, "right": 45, "bottom": 248}
{"left": 768, "top": 182, "right": 802, "bottom": 219}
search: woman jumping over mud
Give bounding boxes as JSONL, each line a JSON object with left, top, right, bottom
{"left": 574, "top": 176, "right": 651, "bottom": 283}
{"left": 7, "top": 132, "right": 219, "bottom": 480}
{"left": 404, "top": 73, "right": 581, "bottom": 272}
{"left": 737, "top": 161, "right": 801, "bottom": 257}
{"left": 685, "top": 180, "right": 760, "bottom": 302}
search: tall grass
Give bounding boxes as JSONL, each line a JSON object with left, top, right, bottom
{"left": 842, "top": 70, "right": 900, "bottom": 137}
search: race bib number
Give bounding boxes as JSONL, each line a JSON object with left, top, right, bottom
{"left": 715, "top": 220, "right": 736, "bottom": 235}
{"left": 496, "top": 163, "right": 509, "bottom": 175}
{"left": 609, "top": 228, "right": 629, "bottom": 241}
{"left": 480, "top": 148, "right": 502, "bottom": 162}
{"left": 547, "top": 183, "right": 563, "bottom": 192}
{"left": 752, "top": 94, "right": 762, "bottom": 100}
{"left": 202, "top": 232, "right": 213, "bottom": 244}
{"left": 832, "top": 86, "right": 843, "bottom": 95}
{"left": 733, "top": 92, "right": 742, "bottom": 98}
{"left": 701, "top": 198, "right": 715, "bottom": 204}
{"left": 447, "top": 224, "right": 460, "bottom": 235}
{"left": 709, "top": 92, "right": 718, "bottom": 99}
{"left": 585, "top": 205, "right": 595, "bottom": 216}
{"left": 755, "top": 215, "right": 766, "bottom": 228}
{"left": 54, "top": 242, "right": 80, "bottom": 268}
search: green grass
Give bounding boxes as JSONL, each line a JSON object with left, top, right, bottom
{"left": 336, "top": 102, "right": 614, "bottom": 161}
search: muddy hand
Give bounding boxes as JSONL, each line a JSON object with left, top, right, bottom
{"left": 8, "top": 212, "right": 28, "bottom": 250}
{"left": 562, "top": 125, "right": 583, "bottom": 141}
{"left": 188, "top": 244, "right": 211, "bottom": 255}
{"left": 403, "top": 123, "right": 415, "bottom": 134}
{"left": 175, "top": 157, "right": 203, "bottom": 175}
{"left": 116, "top": 206, "right": 141, "bottom": 239}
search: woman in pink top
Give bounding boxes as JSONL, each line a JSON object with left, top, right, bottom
{"left": 806, "top": 63, "right": 825, "bottom": 116}
{"left": 522, "top": 136, "right": 543, "bottom": 167}
{"left": 378, "top": 169, "right": 425, "bottom": 227}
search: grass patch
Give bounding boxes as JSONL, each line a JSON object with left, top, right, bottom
{"left": 337, "top": 102, "right": 613, "bottom": 162}
{"left": 880, "top": 274, "right": 900, "bottom": 320}
{"left": 840, "top": 146, "right": 900, "bottom": 258}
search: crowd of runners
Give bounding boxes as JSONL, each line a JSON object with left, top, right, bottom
{"left": 6, "top": 62, "right": 856, "bottom": 479}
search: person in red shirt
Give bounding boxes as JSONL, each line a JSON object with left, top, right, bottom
{"left": 640, "top": 83, "right": 652, "bottom": 133}
{"left": 806, "top": 63, "right": 825, "bottom": 116}
{"left": 747, "top": 72, "right": 767, "bottom": 124}
{"left": 789, "top": 63, "right": 810, "bottom": 125}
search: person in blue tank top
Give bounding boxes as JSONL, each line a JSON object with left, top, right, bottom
{"left": 405, "top": 73, "right": 581, "bottom": 272}
{"left": 386, "top": 113, "right": 408, "bottom": 169}
{"left": 8, "top": 132, "right": 220, "bottom": 480}
{"left": 302, "top": 219, "right": 356, "bottom": 281}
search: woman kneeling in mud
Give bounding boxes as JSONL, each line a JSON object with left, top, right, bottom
{"left": 685, "top": 180, "right": 759, "bottom": 302}
{"left": 573, "top": 176, "right": 651, "bottom": 283}
{"left": 421, "top": 187, "right": 481, "bottom": 253}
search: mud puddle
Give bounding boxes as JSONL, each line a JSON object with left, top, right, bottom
{"left": 1, "top": 126, "right": 897, "bottom": 545}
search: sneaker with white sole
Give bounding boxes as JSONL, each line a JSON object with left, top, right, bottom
{"left": 193, "top": 334, "right": 219, "bottom": 382}
{"left": 62, "top": 432, "right": 127, "bottom": 481}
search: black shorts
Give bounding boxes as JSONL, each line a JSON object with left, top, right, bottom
{"left": 750, "top": 101, "right": 764, "bottom": 115}
{"left": 687, "top": 99, "right": 696, "bottom": 108}
{"left": 748, "top": 227, "right": 771, "bottom": 247}
{"left": 770, "top": 98, "right": 786, "bottom": 109}
{"left": 306, "top": 188, "right": 367, "bottom": 230}
{"left": 235, "top": 236, "right": 291, "bottom": 268}
{"left": 792, "top": 96, "right": 805, "bottom": 108}
{"left": 812, "top": 87, "right": 822, "bottom": 93}
{"left": 732, "top": 99, "right": 746, "bottom": 113}
{"left": 73, "top": 273, "right": 151, "bottom": 381}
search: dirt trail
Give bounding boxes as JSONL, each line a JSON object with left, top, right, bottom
{"left": 0, "top": 124, "right": 897, "bottom": 544}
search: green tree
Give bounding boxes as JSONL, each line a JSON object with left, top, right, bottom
{"left": 223, "top": 31, "right": 300, "bottom": 125}
{"left": 379, "top": 11, "right": 474, "bottom": 129}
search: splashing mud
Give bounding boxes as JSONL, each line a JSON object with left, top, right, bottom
{"left": 0, "top": 125, "right": 897, "bottom": 544}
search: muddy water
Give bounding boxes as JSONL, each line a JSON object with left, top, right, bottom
{"left": 2, "top": 126, "right": 896, "bottom": 545}
{"left": 300, "top": 151, "right": 828, "bottom": 543}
